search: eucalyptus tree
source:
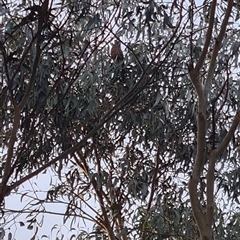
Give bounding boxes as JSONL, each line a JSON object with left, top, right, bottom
{"left": 1, "top": 0, "right": 240, "bottom": 239}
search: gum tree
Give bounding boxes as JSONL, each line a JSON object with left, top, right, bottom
{"left": 1, "top": 0, "right": 240, "bottom": 239}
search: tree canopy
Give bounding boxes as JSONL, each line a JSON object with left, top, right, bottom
{"left": 1, "top": 0, "right": 240, "bottom": 239}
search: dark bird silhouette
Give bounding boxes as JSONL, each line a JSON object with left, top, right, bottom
{"left": 110, "top": 40, "right": 124, "bottom": 62}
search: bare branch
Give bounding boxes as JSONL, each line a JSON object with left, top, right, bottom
{"left": 3, "top": 107, "right": 20, "bottom": 184}
{"left": 206, "top": 107, "right": 240, "bottom": 231}
{"left": 215, "top": 109, "right": 240, "bottom": 158}
{"left": 188, "top": 111, "right": 206, "bottom": 232}
{"left": 204, "top": 0, "right": 233, "bottom": 97}
{"left": 194, "top": 0, "right": 217, "bottom": 73}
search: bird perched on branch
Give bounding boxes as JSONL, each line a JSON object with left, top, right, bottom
{"left": 110, "top": 40, "right": 124, "bottom": 62}
{"left": 110, "top": 40, "right": 125, "bottom": 85}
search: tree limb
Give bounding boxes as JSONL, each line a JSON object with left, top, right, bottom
{"left": 194, "top": 0, "right": 216, "bottom": 73}
{"left": 204, "top": 0, "right": 233, "bottom": 97}
{"left": 2, "top": 106, "right": 21, "bottom": 184}
{"left": 215, "top": 109, "right": 240, "bottom": 158}
{"left": 206, "top": 108, "right": 240, "bottom": 232}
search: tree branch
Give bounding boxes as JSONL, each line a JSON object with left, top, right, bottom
{"left": 188, "top": 49, "right": 208, "bottom": 237}
{"left": 2, "top": 106, "right": 21, "bottom": 184}
{"left": 206, "top": 108, "right": 240, "bottom": 231}
{"left": 188, "top": 111, "right": 206, "bottom": 232}
{"left": 194, "top": 0, "right": 216, "bottom": 73}
{"left": 147, "top": 145, "right": 160, "bottom": 211}
{"left": 1, "top": 5, "right": 47, "bottom": 192}
{"left": 215, "top": 109, "right": 240, "bottom": 157}
{"left": 204, "top": 0, "right": 233, "bottom": 97}
{"left": 188, "top": 3, "right": 234, "bottom": 237}
{"left": 17, "top": 1, "right": 48, "bottom": 110}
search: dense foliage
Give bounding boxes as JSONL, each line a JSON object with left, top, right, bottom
{"left": 1, "top": 0, "right": 240, "bottom": 239}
